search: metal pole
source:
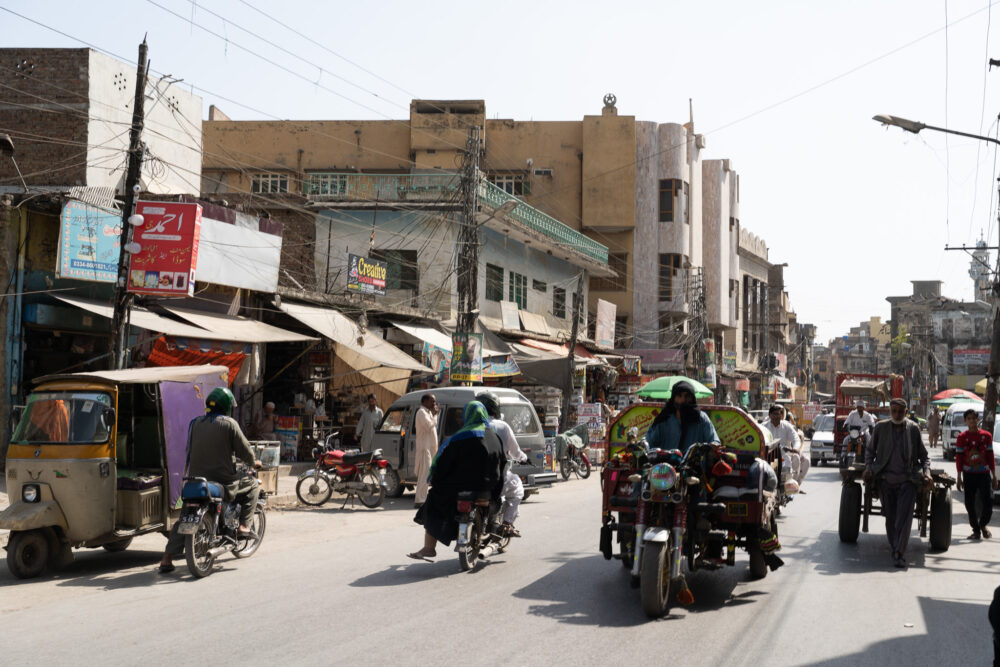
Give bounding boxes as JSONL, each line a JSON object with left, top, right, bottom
{"left": 561, "top": 271, "right": 585, "bottom": 431}
{"left": 456, "top": 126, "right": 481, "bottom": 336}
{"left": 108, "top": 38, "right": 148, "bottom": 369}
{"left": 984, "top": 179, "right": 1000, "bottom": 434}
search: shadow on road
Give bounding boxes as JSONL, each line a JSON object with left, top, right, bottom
{"left": 510, "top": 554, "right": 767, "bottom": 627}
{"left": 286, "top": 496, "right": 420, "bottom": 515}
{"left": 349, "top": 557, "right": 503, "bottom": 587}
{"left": 802, "top": 596, "right": 990, "bottom": 665}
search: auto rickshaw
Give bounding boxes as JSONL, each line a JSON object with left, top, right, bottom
{"left": 1, "top": 365, "right": 229, "bottom": 579}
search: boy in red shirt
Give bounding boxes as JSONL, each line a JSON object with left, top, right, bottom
{"left": 955, "top": 408, "right": 999, "bottom": 539}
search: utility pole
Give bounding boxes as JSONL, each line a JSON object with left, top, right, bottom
{"left": 561, "top": 271, "right": 586, "bottom": 431}
{"left": 456, "top": 126, "right": 481, "bottom": 337}
{"left": 984, "top": 177, "right": 1000, "bottom": 434}
{"left": 108, "top": 38, "right": 149, "bottom": 370}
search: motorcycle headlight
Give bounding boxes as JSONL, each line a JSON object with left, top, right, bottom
{"left": 22, "top": 484, "right": 40, "bottom": 503}
{"left": 649, "top": 463, "right": 677, "bottom": 492}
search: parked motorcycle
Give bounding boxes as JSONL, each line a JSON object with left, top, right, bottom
{"left": 177, "top": 466, "right": 267, "bottom": 579}
{"left": 454, "top": 491, "right": 511, "bottom": 571}
{"left": 560, "top": 441, "right": 592, "bottom": 480}
{"left": 295, "top": 443, "right": 388, "bottom": 508}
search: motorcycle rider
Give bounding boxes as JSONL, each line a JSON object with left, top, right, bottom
{"left": 407, "top": 401, "right": 505, "bottom": 561}
{"left": 763, "top": 404, "right": 809, "bottom": 492}
{"left": 846, "top": 400, "right": 876, "bottom": 440}
{"left": 159, "top": 387, "right": 260, "bottom": 574}
{"left": 476, "top": 392, "right": 528, "bottom": 538}
{"left": 645, "top": 381, "right": 720, "bottom": 452}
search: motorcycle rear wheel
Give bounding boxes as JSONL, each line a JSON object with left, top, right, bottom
{"left": 296, "top": 472, "right": 333, "bottom": 506}
{"left": 458, "top": 512, "right": 484, "bottom": 572}
{"left": 357, "top": 471, "right": 385, "bottom": 508}
{"left": 185, "top": 514, "right": 217, "bottom": 578}
{"left": 577, "top": 455, "right": 591, "bottom": 479}
{"left": 233, "top": 505, "right": 267, "bottom": 559}
{"left": 559, "top": 458, "right": 570, "bottom": 481}
{"left": 640, "top": 539, "right": 672, "bottom": 618}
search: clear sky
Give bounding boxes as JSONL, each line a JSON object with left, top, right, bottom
{"left": 4, "top": 0, "right": 1000, "bottom": 343}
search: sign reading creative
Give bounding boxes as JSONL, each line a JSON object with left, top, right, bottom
{"left": 347, "top": 253, "right": 387, "bottom": 296}
{"left": 57, "top": 200, "right": 121, "bottom": 283}
{"left": 128, "top": 201, "right": 202, "bottom": 296}
{"left": 450, "top": 332, "right": 483, "bottom": 383}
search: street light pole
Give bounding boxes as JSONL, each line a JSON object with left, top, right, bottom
{"left": 874, "top": 113, "right": 1000, "bottom": 432}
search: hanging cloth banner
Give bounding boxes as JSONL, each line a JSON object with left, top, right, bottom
{"left": 147, "top": 337, "right": 246, "bottom": 384}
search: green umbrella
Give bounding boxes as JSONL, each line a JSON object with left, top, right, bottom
{"left": 931, "top": 395, "right": 983, "bottom": 407}
{"left": 636, "top": 375, "right": 714, "bottom": 400}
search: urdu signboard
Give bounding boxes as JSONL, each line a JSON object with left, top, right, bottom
{"left": 128, "top": 201, "right": 202, "bottom": 296}
{"left": 57, "top": 200, "right": 121, "bottom": 283}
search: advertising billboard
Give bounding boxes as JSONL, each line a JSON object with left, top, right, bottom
{"left": 128, "top": 201, "right": 202, "bottom": 296}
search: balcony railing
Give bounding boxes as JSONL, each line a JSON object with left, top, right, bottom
{"left": 305, "top": 172, "right": 460, "bottom": 200}
{"left": 305, "top": 172, "right": 609, "bottom": 265}
{"left": 477, "top": 180, "right": 608, "bottom": 264}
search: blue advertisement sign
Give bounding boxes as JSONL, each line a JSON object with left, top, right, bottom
{"left": 57, "top": 200, "right": 121, "bottom": 283}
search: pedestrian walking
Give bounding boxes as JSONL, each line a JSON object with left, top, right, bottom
{"left": 414, "top": 393, "right": 439, "bottom": 508}
{"left": 955, "top": 408, "right": 998, "bottom": 539}
{"left": 928, "top": 407, "right": 941, "bottom": 448}
{"left": 863, "top": 398, "right": 932, "bottom": 568}
{"left": 355, "top": 393, "right": 383, "bottom": 451}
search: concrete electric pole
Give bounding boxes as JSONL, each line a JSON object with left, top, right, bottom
{"left": 560, "top": 271, "right": 586, "bottom": 431}
{"left": 456, "top": 126, "right": 481, "bottom": 337}
{"left": 108, "top": 38, "right": 149, "bottom": 370}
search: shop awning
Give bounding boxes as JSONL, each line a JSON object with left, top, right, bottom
{"left": 278, "top": 301, "right": 431, "bottom": 372}
{"left": 518, "top": 310, "right": 552, "bottom": 337}
{"left": 518, "top": 339, "right": 601, "bottom": 365}
{"left": 54, "top": 295, "right": 216, "bottom": 339}
{"left": 37, "top": 364, "right": 230, "bottom": 385}
{"left": 161, "top": 305, "right": 316, "bottom": 344}
{"left": 773, "top": 375, "right": 797, "bottom": 390}
{"left": 391, "top": 322, "right": 506, "bottom": 358}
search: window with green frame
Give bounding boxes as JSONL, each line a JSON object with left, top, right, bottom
{"left": 508, "top": 271, "right": 527, "bottom": 308}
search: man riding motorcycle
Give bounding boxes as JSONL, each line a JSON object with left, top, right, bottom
{"left": 159, "top": 387, "right": 260, "bottom": 573}
{"left": 845, "top": 400, "right": 877, "bottom": 457}
{"left": 476, "top": 392, "right": 527, "bottom": 538}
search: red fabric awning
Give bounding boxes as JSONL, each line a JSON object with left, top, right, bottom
{"left": 146, "top": 338, "right": 245, "bottom": 385}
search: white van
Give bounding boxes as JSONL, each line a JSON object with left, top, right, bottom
{"left": 942, "top": 401, "right": 985, "bottom": 460}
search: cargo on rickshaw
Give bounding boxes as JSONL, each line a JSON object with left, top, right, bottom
{"left": 2, "top": 365, "right": 230, "bottom": 579}
{"left": 600, "top": 403, "right": 783, "bottom": 617}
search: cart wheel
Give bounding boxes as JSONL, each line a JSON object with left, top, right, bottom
{"left": 929, "top": 487, "right": 952, "bottom": 552}
{"left": 838, "top": 482, "right": 862, "bottom": 543}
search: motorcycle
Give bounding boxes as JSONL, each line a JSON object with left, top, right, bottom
{"left": 560, "top": 441, "right": 592, "bottom": 480}
{"left": 177, "top": 465, "right": 267, "bottom": 579}
{"left": 295, "top": 442, "right": 388, "bottom": 508}
{"left": 455, "top": 491, "right": 510, "bottom": 572}
{"left": 839, "top": 426, "right": 865, "bottom": 468}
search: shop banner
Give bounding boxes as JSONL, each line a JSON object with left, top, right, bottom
{"left": 617, "top": 348, "right": 684, "bottom": 371}
{"left": 423, "top": 341, "right": 452, "bottom": 384}
{"left": 723, "top": 350, "right": 737, "bottom": 375}
{"left": 483, "top": 354, "right": 520, "bottom": 378}
{"left": 57, "top": 200, "right": 121, "bottom": 283}
{"left": 347, "top": 253, "right": 387, "bottom": 296}
{"left": 700, "top": 339, "right": 716, "bottom": 389}
{"left": 954, "top": 348, "right": 990, "bottom": 372}
{"left": 774, "top": 353, "right": 788, "bottom": 374}
{"left": 736, "top": 379, "right": 751, "bottom": 392}
{"left": 595, "top": 299, "right": 616, "bottom": 349}
{"left": 622, "top": 355, "right": 641, "bottom": 375}
{"left": 803, "top": 403, "right": 823, "bottom": 422}
{"left": 128, "top": 201, "right": 202, "bottom": 296}
{"left": 451, "top": 332, "right": 483, "bottom": 383}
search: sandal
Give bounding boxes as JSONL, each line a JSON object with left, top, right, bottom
{"left": 158, "top": 562, "right": 176, "bottom": 574}
{"left": 406, "top": 551, "right": 434, "bottom": 562}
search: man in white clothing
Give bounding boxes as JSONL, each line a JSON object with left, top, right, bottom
{"left": 413, "top": 393, "right": 439, "bottom": 508}
{"left": 355, "top": 393, "right": 383, "bottom": 450}
{"left": 845, "top": 400, "right": 877, "bottom": 455}
{"left": 763, "top": 404, "right": 809, "bottom": 488}
{"left": 477, "top": 392, "right": 527, "bottom": 537}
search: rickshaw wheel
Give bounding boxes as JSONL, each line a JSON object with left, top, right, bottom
{"left": 6, "top": 530, "right": 49, "bottom": 579}
{"left": 748, "top": 541, "right": 768, "bottom": 579}
{"left": 640, "top": 540, "right": 672, "bottom": 617}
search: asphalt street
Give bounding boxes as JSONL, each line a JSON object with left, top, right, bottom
{"left": 0, "top": 445, "right": 996, "bottom": 666}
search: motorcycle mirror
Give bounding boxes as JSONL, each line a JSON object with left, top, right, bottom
{"left": 627, "top": 474, "right": 642, "bottom": 483}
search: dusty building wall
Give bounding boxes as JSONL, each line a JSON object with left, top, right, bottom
{"left": 631, "top": 121, "right": 660, "bottom": 348}
{"left": 702, "top": 159, "right": 736, "bottom": 331}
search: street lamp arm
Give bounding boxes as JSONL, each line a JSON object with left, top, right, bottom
{"left": 873, "top": 113, "right": 1000, "bottom": 146}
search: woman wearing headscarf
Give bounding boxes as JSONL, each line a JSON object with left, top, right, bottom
{"left": 645, "top": 381, "right": 720, "bottom": 453}
{"left": 407, "top": 401, "right": 505, "bottom": 561}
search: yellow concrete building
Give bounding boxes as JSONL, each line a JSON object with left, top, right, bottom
{"left": 201, "top": 97, "right": 726, "bottom": 348}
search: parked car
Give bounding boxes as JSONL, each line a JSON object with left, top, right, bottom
{"left": 941, "top": 402, "right": 984, "bottom": 461}
{"left": 372, "top": 387, "right": 557, "bottom": 500}
{"left": 810, "top": 413, "right": 836, "bottom": 466}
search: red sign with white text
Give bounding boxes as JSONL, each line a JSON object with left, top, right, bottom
{"left": 128, "top": 201, "right": 202, "bottom": 296}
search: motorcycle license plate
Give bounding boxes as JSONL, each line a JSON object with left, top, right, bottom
{"left": 177, "top": 512, "right": 201, "bottom": 534}
{"left": 726, "top": 502, "right": 749, "bottom": 517}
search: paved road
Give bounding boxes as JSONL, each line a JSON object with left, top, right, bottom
{"left": 0, "top": 447, "right": 995, "bottom": 665}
